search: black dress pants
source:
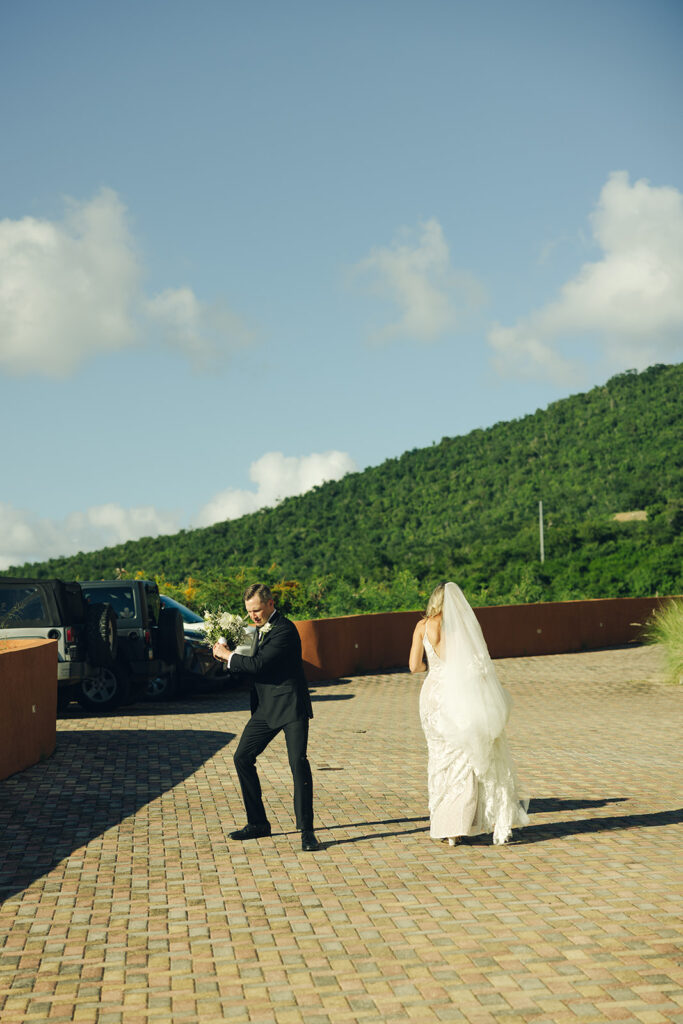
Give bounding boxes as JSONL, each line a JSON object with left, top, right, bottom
{"left": 233, "top": 715, "right": 313, "bottom": 830}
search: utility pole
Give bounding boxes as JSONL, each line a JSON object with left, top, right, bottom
{"left": 539, "top": 500, "right": 545, "bottom": 563}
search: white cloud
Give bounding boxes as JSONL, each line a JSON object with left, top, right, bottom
{"left": 0, "top": 189, "right": 253, "bottom": 376}
{"left": 0, "top": 190, "right": 140, "bottom": 375}
{"left": 146, "top": 288, "right": 255, "bottom": 366}
{"left": 0, "top": 501, "right": 179, "bottom": 571}
{"left": 488, "top": 172, "right": 683, "bottom": 382}
{"left": 352, "top": 218, "right": 485, "bottom": 343}
{"left": 196, "top": 450, "right": 356, "bottom": 526}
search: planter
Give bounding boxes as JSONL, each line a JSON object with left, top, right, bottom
{"left": 0, "top": 639, "right": 58, "bottom": 781}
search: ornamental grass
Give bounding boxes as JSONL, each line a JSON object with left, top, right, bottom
{"left": 643, "top": 599, "right": 683, "bottom": 685}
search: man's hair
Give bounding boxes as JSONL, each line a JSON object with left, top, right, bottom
{"left": 243, "top": 583, "right": 274, "bottom": 604}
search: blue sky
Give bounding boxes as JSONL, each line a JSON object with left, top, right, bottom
{"left": 1, "top": 0, "right": 682, "bottom": 568}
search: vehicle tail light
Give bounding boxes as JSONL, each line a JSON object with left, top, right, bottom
{"left": 66, "top": 627, "right": 74, "bottom": 643}
{"left": 144, "top": 630, "right": 152, "bottom": 645}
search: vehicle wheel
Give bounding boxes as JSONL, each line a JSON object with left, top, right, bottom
{"left": 158, "top": 607, "right": 184, "bottom": 663}
{"left": 144, "top": 668, "right": 178, "bottom": 701}
{"left": 78, "top": 666, "right": 126, "bottom": 711}
{"left": 86, "top": 603, "right": 117, "bottom": 667}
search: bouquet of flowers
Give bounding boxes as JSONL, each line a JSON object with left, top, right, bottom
{"left": 201, "top": 609, "right": 248, "bottom": 650}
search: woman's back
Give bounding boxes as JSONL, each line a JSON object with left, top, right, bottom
{"left": 423, "top": 613, "right": 443, "bottom": 661}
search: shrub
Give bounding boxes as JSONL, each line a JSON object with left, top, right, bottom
{"left": 642, "top": 600, "right": 683, "bottom": 685}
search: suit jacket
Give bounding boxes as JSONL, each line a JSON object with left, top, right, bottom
{"left": 229, "top": 611, "right": 313, "bottom": 729}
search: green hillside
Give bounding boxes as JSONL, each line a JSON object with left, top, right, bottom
{"left": 5, "top": 363, "right": 682, "bottom": 617}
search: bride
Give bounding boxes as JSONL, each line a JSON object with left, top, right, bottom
{"left": 409, "top": 582, "right": 529, "bottom": 846}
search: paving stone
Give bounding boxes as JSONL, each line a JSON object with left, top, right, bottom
{"left": 0, "top": 645, "right": 680, "bottom": 1023}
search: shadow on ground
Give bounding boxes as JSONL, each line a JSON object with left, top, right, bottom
{"left": 315, "top": 801, "right": 682, "bottom": 848}
{"left": 0, "top": 728, "right": 234, "bottom": 902}
{"left": 58, "top": 688, "right": 252, "bottom": 718}
{"left": 529, "top": 797, "right": 628, "bottom": 813}
{"left": 57, "top": 679, "right": 354, "bottom": 719}
{"left": 514, "top": 806, "right": 683, "bottom": 844}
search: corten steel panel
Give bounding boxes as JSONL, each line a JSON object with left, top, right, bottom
{"left": 294, "top": 596, "right": 677, "bottom": 681}
{"left": 295, "top": 611, "right": 422, "bottom": 682}
{"left": 475, "top": 596, "right": 672, "bottom": 658}
{"left": 0, "top": 639, "right": 57, "bottom": 781}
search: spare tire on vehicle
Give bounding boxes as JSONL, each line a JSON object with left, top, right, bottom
{"left": 86, "top": 602, "right": 117, "bottom": 667}
{"left": 158, "top": 606, "right": 184, "bottom": 664}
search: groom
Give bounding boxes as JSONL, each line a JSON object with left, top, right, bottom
{"left": 213, "top": 583, "right": 319, "bottom": 852}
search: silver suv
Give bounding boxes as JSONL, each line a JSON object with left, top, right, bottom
{"left": 0, "top": 577, "right": 118, "bottom": 711}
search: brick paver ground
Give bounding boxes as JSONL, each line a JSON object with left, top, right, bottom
{"left": 0, "top": 645, "right": 681, "bottom": 1023}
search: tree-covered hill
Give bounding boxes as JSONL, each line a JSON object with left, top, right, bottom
{"left": 6, "top": 363, "right": 682, "bottom": 615}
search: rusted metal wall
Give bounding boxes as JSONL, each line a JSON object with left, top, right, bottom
{"left": 294, "top": 596, "right": 676, "bottom": 681}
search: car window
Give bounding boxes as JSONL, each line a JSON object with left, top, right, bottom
{"left": 0, "top": 586, "right": 48, "bottom": 626}
{"left": 82, "top": 586, "right": 137, "bottom": 620}
{"left": 160, "top": 594, "right": 204, "bottom": 624}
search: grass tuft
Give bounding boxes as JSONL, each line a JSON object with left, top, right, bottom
{"left": 642, "top": 599, "right": 683, "bottom": 685}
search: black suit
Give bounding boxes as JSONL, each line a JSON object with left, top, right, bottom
{"left": 229, "top": 611, "right": 314, "bottom": 830}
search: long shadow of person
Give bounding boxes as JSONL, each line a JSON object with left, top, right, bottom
{"left": 0, "top": 728, "right": 234, "bottom": 902}
{"left": 511, "top": 806, "right": 683, "bottom": 844}
{"left": 528, "top": 797, "right": 628, "bottom": 813}
{"left": 313, "top": 815, "right": 431, "bottom": 848}
{"left": 315, "top": 800, "right": 681, "bottom": 848}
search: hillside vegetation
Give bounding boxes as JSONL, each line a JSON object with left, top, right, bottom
{"left": 5, "top": 363, "right": 682, "bottom": 617}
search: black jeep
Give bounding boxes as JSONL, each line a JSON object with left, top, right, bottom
{"left": 79, "top": 579, "right": 185, "bottom": 702}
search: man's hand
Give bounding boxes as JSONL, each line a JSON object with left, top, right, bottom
{"left": 212, "top": 641, "right": 232, "bottom": 662}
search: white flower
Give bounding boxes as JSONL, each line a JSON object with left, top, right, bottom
{"left": 260, "top": 621, "right": 273, "bottom": 636}
{"left": 201, "top": 608, "right": 248, "bottom": 649}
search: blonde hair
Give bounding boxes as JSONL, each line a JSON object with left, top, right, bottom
{"left": 425, "top": 582, "right": 447, "bottom": 618}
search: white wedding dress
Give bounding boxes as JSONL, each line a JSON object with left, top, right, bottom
{"left": 420, "top": 632, "right": 529, "bottom": 845}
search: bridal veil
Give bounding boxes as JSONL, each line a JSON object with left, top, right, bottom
{"left": 440, "top": 582, "right": 512, "bottom": 776}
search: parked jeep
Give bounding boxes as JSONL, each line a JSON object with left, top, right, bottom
{"left": 79, "top": 579, "right": 185, "bottom": 702}
{"left": 0, "top": 577, "right": 118, "bottom": 711}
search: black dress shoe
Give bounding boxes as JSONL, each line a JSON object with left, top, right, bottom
{"left": 301, "top": 829, "right": 321, "bottom": 851}
{"left": 229, "top": 823, "right": 272, "bottom": 841}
